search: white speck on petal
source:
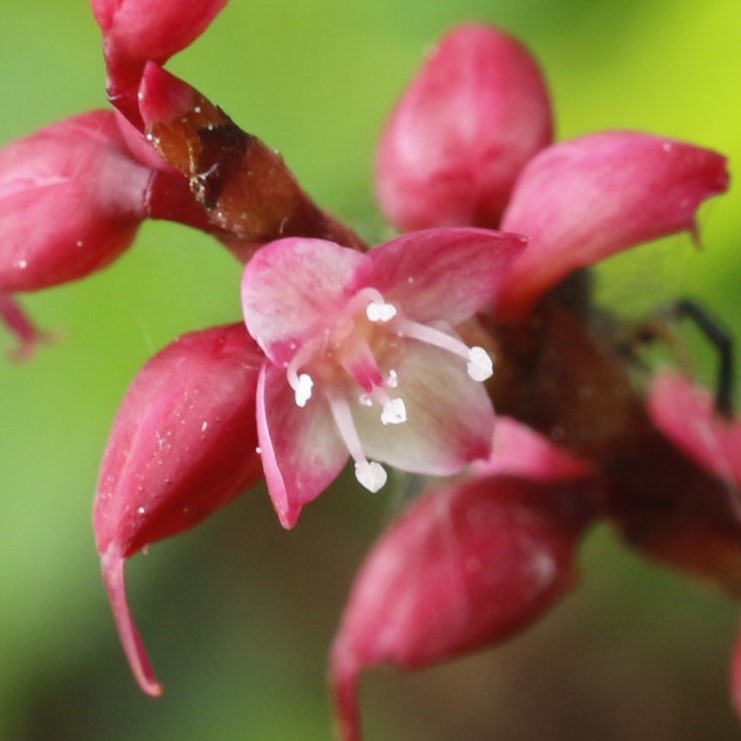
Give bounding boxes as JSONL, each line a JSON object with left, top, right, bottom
{"left": 355, "top": 460, "right": 387, "bottom": 492}
{"left": 366, "top": 301, "right": 397, "bottom": 323}
{"left": 137, "top": 507, "right": 146, "bottom": 515}
{"left": 467, "top": 346, "right": 494, "bottom": 381}
{"left": 201, "top": 421, "right": 208, "bottom": 432}
{"left": 381, "top": 397, "right": 407, "bottom": 425}
{"left": 255, "top": 446, "right": 262, "bottom": 454}
{"left": 386, "top": 369, "right": 398, "bottom": 388}
{"left": 358, "top": 393, "right": 373, "bottom": 407}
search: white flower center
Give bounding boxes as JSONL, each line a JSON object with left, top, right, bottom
{"left": 284, "top": 287, "right": 494, "bottom": 492}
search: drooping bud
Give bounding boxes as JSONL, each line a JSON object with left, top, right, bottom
{"left": 138, "top": 63, "right": 366, "bottom": 255}
{"left": 0, "top": 111, "right": 151, "bottom": 293}
{"left": 375, "top": 24, "right": 553, "bottom": 232}
{"left": 330, "top": 460, "right": 598, "bottom": 741}
{"left": 90, "top": 0, "right": 229, "bottom": 125}
{"left": 94, "top": 323, "right": 263, "bottom": 696}
{"left": 496, "top": 132, "right": 730, "bottom": 320}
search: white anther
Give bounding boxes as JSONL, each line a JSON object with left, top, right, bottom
{"left": 366, "top": 301, "right": 397, "bottom": 323}
{"left": 386, "top": 369, "right": 399, "bottom": 388}
{"left": 294, "top": 373, "right": 314, "bottom": 407}
{"left": 381, "top": 398, "right": 407, "bottom": 425}
{"left": 354, "top": 460, "right": 387, "bottom": 492}
{"left": 358, "top": 393, "right": 373, "bottom": 407}
{"left": 466, "top": 346, "right": 494, "bottom": 381}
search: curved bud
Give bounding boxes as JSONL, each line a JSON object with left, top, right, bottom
{"left": 375, "top": 24, "right": 553, "bottom": 232}
{"left": 330, "top": 469, "right": 598, "bottom": 741}
{"left": 496, "top": 132, "right": 729, "bottom": 320}
{"left": 91, "top": 0, "right": 229, "bottom": 125}
{"left": 94, "top": 323, "right": 263, "bottom": 696}
{"left": 0, "top": 111, "right": 150, "bottom": 292}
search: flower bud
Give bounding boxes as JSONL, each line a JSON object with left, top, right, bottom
{"left": 0, "top": 111, "right": 150, "bottom": 292}
{"left": 94, "top": 323, "right": 263, "bottom": 696}
{"left": 91, "top": 0, "right": 228, "bottom": 124}
{"left": 375, "top": 24, "right": 553, "bottom": 232}
{"left": 331, "top": 459, "right": 598, "bottom": 740}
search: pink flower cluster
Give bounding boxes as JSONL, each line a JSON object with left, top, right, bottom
{"left": 1, "top": 3, "right": 739, "bottom": 739}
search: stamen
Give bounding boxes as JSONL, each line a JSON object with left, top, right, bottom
{"left": 381, "top": 397, "right": 407, "bottom": 425}
{"left": 292, "top": 373, "right": 313, "bottom": 407}
{"left": 467, "top": 346, "right": 494, "bottom": 381}
{"left": 354, "top": 461, "right": 387, "bottom": 492}
{"left": 366, "top": 301, "right": 397, "bottom": 323}
{"left": 328, "top": 395, "right": 388, "bottom": 492}
{"left": 397, "top": 320, "right": 495, "bottom": 381}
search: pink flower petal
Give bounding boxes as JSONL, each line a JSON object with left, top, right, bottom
{"left": 477, "top": 415, "right": 596, "bottom": 481}
{"left": 366, "top": 228, "right": 526, "bottom": 325}
{"left": 242, "top": 238, "right": 372, "bottom": 365}
{"left": 647, "top": 371, "right": 741, "bottom": 487}
{"left": 257, "top": 363, "right": 349, "bottom": 528}
{"left": 375, "top": 24, "right": 553, "bottom": 231}
{"left": 496, "top": 131, "right": 729, "bottom": 320}
{"left": 353, "top": 342, "right": 495, "bottom": 474}
{"left": 0, "top": 111, "right": 150, "bottom": 292}
{"left": 331, "top": 473, "right": 594, "bottom": 741}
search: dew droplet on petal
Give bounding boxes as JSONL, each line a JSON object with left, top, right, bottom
{"left": 354, "top": 460, "right": 387, "bottom": 492}
{"left": 466, "top": 346, "right": 494, "bottom": 381}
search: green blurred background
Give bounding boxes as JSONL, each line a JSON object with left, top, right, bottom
{"left": 1, "top": 0, "right": 740, "bottom": 739}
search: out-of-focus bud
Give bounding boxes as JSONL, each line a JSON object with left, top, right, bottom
{"left": 138, "top": 63, "right": 367, "bottom": 255}
{"left": 94, "top": 323, "right": 264, "bottom": 697}
{"left": 330, "top": 461, "right": 598, "bottom": 741}
{"left": 496, "top": 132, "right": 729, "bottom": 321}
{"left": 375, "top": 24, "right": 553, "bottom": 232}
{"left": 607, "top": 371, "right": 741, "bottom": 595}
{"left": 0, "top": 294, "right": 53, "bottom": 361}
{"left": 647, "top": 371, "right": 741, "bottom": 488}
{"left": 91, "top": 0, "right": 228, "bottom": 125}
{"left": 0, "top": 111, "right": 151, "bottom": 293}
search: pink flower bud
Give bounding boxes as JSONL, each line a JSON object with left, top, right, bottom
{"left": 331, "top": 465, "right": 598, "bottom": 740}
{"left": 92, "top": 0, "right": 228, "bottom": 126}
{"left": 91, "top": 0, "right": 227, "bottom": 66}
{"left": 375, "top": 24, "right": 553, "bottom": 232}
{"left": 94, "top": 323, "right": 264, "bottom": 696}
{"left": 0, "top": 111, "right": 150, "bottom": 292}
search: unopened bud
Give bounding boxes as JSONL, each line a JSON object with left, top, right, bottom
{"left": 375, "top": 24, "right": 553, "bottom": 232}
{"left": 94, "top": 323, "right": 263, "bottom": 696}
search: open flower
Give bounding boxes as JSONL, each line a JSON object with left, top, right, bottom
{"left": 241, "top": 228, "right": 526, "bottom": 528}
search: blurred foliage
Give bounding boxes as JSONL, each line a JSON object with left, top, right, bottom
{"left": 0, "top": 0, "right": 740, "bottom": 739}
